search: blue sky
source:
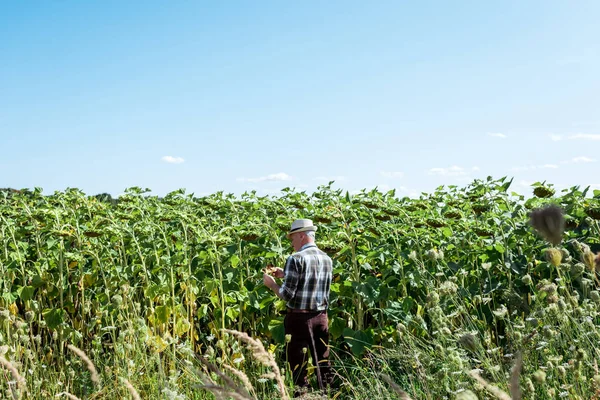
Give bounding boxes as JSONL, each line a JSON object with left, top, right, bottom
{"left": 1, "top": 1, "right": 599, "bottom": 198}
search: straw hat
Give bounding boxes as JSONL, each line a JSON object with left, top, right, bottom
{"left": 286, "top": 219, "right": 318, "bottom": 238}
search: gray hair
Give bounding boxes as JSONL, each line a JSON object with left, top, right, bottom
{"left": 305, "top": 231, "right": 316, "bottom": 239}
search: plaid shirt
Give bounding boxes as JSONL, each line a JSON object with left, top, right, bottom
{"left": 279, "top": 243, "right": 332, "bottom": 311}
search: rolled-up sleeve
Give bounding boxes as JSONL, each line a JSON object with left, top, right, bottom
{"left": 279, "top": 256, "right": 299, "bottom": 301}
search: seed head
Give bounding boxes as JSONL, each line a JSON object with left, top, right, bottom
{"left": 582, "top": 250, "right": 596, "bottom": 272}
{"left": 533, "top": 369, "right": 546, "bottom": 383}
{"left": 458, "top": 333, "right": 479, "bottom": 352}
{"left": 544, "top": 248, "right": 563, "bottom": 267}
{"left": 525, "top": 378, "right": 535, "bottom": 393}
{"left": 426, "top": 292, "right": 440, "bottom": 306}
{"left": 558, "top": 366, "right": 567, "bottom": 378}
{"left": 455, "top": 390, "right": 479, "bottom": 400}
{"left": 529, "top": 205, "right": 565, "bottom": 245}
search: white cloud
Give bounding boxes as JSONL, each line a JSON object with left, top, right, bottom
{"left": 375, "top": 184, "right": 393, "bottom": 192}
{"left": 511, "top": 164, "right": 558, "bottom": 172}
{"left": 398, "top": 186, "right": 420, "bottom": 198}
{"left": 571, "top": 156, "right": 596, "bottom": 163}
{"left": 314, "top": 175, "right": 348, "bottom": 182}
{"left": 161, "top": 156, "right": 185, "bottom": 164}
{"left": 237, "top": 172, "right": 292, "bottom": 183}
{"left": 550, "top": 133, "right": 600, "bottom": 141}
{"left": 517, "top": 180, "right": 534, "bottom": 188}
{"left": 560, "top": 156, "right": 597, "bottom": 165}
{"left": 511, "top": 166, "right": 529, "bottom": 172}
{"left": 472, "top": 166, "right": 480, "bottom": 171}
{"left": 380, "top": 171, "right": 404, "bottom": 178}
{"left": 456, "top": 176, "right": 474, "bottom": 184}
{"left": 428, "top": 165, "right": 467, "bottom": 176}
{"left": 568, "top": 133, "right": 600, "bottom": 141}
{"left": 487, "top": 133, "right": 507, "bottom": 139}
{"left": 572, "top": 121, "right": 600, "bottom": 127}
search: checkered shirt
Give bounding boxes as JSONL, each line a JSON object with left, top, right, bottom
{"left": 279, "top": 244, "right": 332, "bottom": 311}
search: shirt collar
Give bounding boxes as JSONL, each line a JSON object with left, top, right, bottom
{"left": 300, "top": 243, "right": 317, "bottom": 251}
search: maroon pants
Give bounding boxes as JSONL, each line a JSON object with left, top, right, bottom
{"left": 284, "top": 311, "right": 333, "bottom": 391}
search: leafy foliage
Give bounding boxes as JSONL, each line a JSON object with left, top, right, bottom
{"left": 1, "top": 177, "right": 600, "bottom": 398}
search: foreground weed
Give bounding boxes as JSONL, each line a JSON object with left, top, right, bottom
{"left": 0, "top": 355, "right": 27, "bottom": 399}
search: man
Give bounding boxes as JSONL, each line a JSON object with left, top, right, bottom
{"left": 263, "top": 218, "right": 333, "bottom": 395}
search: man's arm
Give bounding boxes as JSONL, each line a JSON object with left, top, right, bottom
{"left": 263, "top": 274, "right": 285, "bottom": 299}
{"left": 264, "top": 257, "right": 298, "bottom": 302}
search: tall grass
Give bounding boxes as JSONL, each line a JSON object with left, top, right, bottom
{"left": 2, "top": 277, "right": 600, "bottom": 399}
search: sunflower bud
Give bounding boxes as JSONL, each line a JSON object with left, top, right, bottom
{"left": 533, "top": 369, "right": 546, "bottom": 383}
{"left": 544, "top": 248, "right": 562, "bottom": 267}
{"left": 582, "top": 250, "right": 596, "bottom": 272}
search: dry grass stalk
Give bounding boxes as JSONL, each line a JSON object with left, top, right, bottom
{"left": 529, "top": 205, "right": 565, "bottom": 245}
{"left": 196, "top": 355, "right": 253, "bottom": 400}
{"left": 0, "top": 355, "right": 27, "bottom": 395}
{"left": 67, "top": 344, "right": 100, "bottom": 387}
{"left": 201, "top": 385, "right": 252, "bottom": 400}
{"left": 468, "top": 370, "right": 511, "bottom": 400}
{"left": 223, "top": 329, "right": 289, "bottom": 400}
{"left": 55, "top": 392, "right": 82, "bottom": 400}
{"left": 380, "top": 373, "right": 413, "bottom": 399}
{"left": 222, "top": 364, "right": 256, "bottom": 397}
{"left": 121, "top": 379, "right": 141, "bottom": 400}
{"left": 509, "top": 352, "right": 523, "bottom": 400}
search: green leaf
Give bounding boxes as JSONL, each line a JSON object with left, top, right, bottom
{"left": 31, "top": 275, "right": 45, "bottom": 288}
{"left": 2, "top": 292, "right": 17, "bottom": 304}
{"left": 494, "top": 243, "right": 505, "bottom": 254}
{"left": 174, "top": 318, "right": 191, "bottom": 336}
{"left": 343, "top": 328, "right": 373, "bottom": 356}
{"left": 248, "top": 292, "right": 260, "bottom": 309}
{"left": 268, "top": 317, "right": 285, "bottom": 344}
{"left": 18, "top": 286, "right": 35, "bottom": 301}
{"left": 330, "top": 316, "right": 346, "bottom": 339}
{"left": 154, "top": 305, "right": 171, "bottom": 325}
{"left": 43, "top": 308, "right": 65, "bottom": 329}
{"left": 146, "top": 284, "right": 169, "bottom": 299}
{"left": 229, "top": 254, "right": 240, "bottom": 268}
{"left": 226, "top": 307, "right": 239, "bottom": 321}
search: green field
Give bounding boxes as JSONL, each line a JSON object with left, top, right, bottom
{"left": 1, "top": 177, "right": 600, "bottom": 399}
